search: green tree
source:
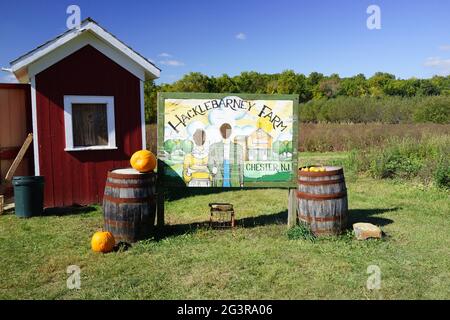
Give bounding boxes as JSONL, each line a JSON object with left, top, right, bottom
{"left": 368, "top": 72, "right": 396, "bottom": 97}
{"left": 213, "top": 74, "right": 238, "bottom": 93}
{"left": 170, "top": 72, "right": 213, "bottom": 92}
{"left": 276, "top": 70, "right": 310, "bottom": 102}
{"left": 314, "top": 77, "right": 341, "bottom": 99}
{"left": 307, "top": 72, "right": 324, "bottom": 87}
{"left": 339, "top": 74, "right": 369, "bottom": 97}
{"left": 144, "top": 80, "right": 159, "bottom": 123}
{"left": 234, "top": 71, "right": 270, "bottom": 93}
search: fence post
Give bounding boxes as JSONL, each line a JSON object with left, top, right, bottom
{"left": 288, "top": 188, "right": 297, "bottom": 228}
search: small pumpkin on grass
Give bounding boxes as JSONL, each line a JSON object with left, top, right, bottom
{"left": 130, "top": 150, "right": 157, "bottom": 173}
{"left": 91, "top": 231, "right": 115, "bottom": 253}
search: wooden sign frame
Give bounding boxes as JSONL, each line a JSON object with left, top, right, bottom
{"left": 157, "top": 92, "right": 299, "bottom": 189}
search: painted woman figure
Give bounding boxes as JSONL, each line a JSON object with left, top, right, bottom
{"left": 183, "top": 129, "right": 212, "bottom": 187}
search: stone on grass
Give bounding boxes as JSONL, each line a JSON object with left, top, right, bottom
{"left": 353, "top": 223, "right": 382, "bottom": 240}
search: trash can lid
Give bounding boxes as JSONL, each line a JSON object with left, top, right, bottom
{"left": 12, "top": 176, "right": 45, "bottom": 183}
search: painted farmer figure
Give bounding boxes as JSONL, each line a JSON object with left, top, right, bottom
{"left": 208, "top": 123, "right": 244, "bottom": 187}
{"left": 183, "top": 129, "right": 212, "bottom": 187}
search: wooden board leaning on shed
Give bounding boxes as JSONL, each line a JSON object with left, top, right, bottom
{"left": 5, "top": 133, "right": 33, "bottom": 182}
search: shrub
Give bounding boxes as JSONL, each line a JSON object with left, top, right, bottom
{"left": 287, "top": 223, "right": 316, "bottom": 242}
{"left": 358, "top": 135, "right": 450, "bottom": 188}
{"left": 413, "top": 96, "right": 450, "bottom": 124}
{"left": 434, "top": 157, "right": 450, "bottom": 189}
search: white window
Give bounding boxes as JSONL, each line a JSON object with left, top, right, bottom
{"left": 63, "top": 95, "right": 116, "bottom": 151}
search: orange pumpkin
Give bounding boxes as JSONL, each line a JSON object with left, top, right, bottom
{"left": 130, "top": 150, "right": 156, "bottom": 173}
{"left": 91, "top": 231, "right": 115, "bottom": 253}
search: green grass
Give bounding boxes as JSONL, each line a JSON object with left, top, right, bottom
{"left": 0, "top": 153, "right": 449, "bottom": 299}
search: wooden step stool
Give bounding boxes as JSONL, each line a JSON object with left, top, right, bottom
{"left": 209, "top": 203, "right": 235, "bottom": 228}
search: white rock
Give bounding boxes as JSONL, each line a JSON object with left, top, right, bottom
{"left": 353, "top": 223, "right": 382, "bottom": 240}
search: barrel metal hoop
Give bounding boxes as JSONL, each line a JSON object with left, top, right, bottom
{"left": 103, "top": 232, "right": 135, "bottom": 242}
{"left": 297, "top": 178, "right": 345, "bottom": 186}
{"left": 104, "top": 219, "right": 134, "bottom": 227}
{"left": 298, "top": 213, "right": 346, "bottom": 222}
{"left": 103, "top": 194, "right": 155, "bottom": 204}
{"left": 296, "top": 191, "right": 347, "bottom": 200}
{"left": 105, "top": 182, "right": 153, "bottom": 188}
{"left": 298, "top": 168, "right": 343, "bottom": 177}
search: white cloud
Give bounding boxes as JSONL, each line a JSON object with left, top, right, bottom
{"left": 439, "top": 45, "right": 450, "bottom": 51}
{"left": 424, "top": 57, "right": 450, "bottom": 75}
{"left": 159, "top": 59, "right": 185, "bottom": 67}
{"left": 0, "top": 72, "right": 18, "bottom": 83}
{"left": 158, "top": 52, "right": 172, "bottom": 57}
{"left": 235, "top": 32, "right": 246, "bottom": 40}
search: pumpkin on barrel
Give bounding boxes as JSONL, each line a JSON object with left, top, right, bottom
{"left": 130, "top": 150, "right": 157, "bottom": 173}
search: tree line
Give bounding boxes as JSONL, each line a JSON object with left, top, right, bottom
{"left": 144, "top": 71, "right": 450, "bottom": 123}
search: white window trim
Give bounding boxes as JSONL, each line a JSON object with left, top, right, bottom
{"left": 63, "top": 95, "right": 117, "bottom": 151}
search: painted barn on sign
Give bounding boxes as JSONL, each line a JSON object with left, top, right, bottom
{"left": 9, "top": 18, "right": 160, "bottom": 207}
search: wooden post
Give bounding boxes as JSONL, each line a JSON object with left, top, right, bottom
{"left": 156, "top": 159, "right": 165, "bottom": 230}
{"left": 156, "top": 190, "right": 165, "bottom": 229}
{"left": 0, "top": 195, "right": 4, "bottom": 215}
{"left": 287, "top": 188, "right": 297, "bottom": 228}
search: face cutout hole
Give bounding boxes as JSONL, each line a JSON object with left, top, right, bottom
{"left": 220, "top": 123, "right": 232, "bottom": 139}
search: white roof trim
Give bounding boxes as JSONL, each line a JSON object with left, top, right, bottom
{"left": 11, "top": 19, "right": 160, "bottom": 82}
{"left": 27, "top": 32, "right": 146, "bottom": 82}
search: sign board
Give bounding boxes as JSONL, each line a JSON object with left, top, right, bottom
{"left": 157, "top": 93, "right": 298, "bottom": 188}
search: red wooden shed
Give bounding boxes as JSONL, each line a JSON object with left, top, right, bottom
{"left": 9, "top": 18, "right": 160, "bottom": 207}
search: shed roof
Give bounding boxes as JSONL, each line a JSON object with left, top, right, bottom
{"left": 10, "top": 18, "right": 160, "bottom": 82}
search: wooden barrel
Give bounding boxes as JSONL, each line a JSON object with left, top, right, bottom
{"left": 103, "top": 168, "right": 157, "bottom": 243}
{"left": 297, "top": 166, "right": 348, "bottom": 236}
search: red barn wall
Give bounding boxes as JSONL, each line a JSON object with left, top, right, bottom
{"left": 35, "top": 45, "right": 143, "bottom": 207}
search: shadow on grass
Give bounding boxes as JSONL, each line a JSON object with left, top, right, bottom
{"left": 42, "top": 205, "right": 98, "bottom": 217}
{"left": 153, "top": 210, "right": 288, "bottom": 241}
{"left": 347, "top": 207, "right": 398, "bottom": 227}
{"left": 236, "top": 210, "right": 287, "bottom": 228}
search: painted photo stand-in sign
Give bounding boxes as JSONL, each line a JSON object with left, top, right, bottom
{"left": 157, "top": 93, "right": 299, "bottom": 188}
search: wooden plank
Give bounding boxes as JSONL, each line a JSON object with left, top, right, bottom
{"left": 0, "top": 88, "right": 10, "bottom": 148}
{"left": 287, "top": 188, "right": 297, "bottom": 228}
{"left": 9, "top": 88, "right": 27, "bottom": 146}
{"left": 209, "top": 203, "right": 234, "bottom": 211}
{"left": 5, "top": 133, "right": 33, "bottom": 181}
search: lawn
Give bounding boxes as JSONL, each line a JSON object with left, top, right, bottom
{"left": 0, "top": 153, "right": 449, "bottom": 299}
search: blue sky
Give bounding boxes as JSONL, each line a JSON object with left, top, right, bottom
{"left": 1, "top": 0, "right": 449, "bottom": 84}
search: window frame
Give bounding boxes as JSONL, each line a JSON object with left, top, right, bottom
{"left": 63, "top": 95, "right": 117, "bottom": 151}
